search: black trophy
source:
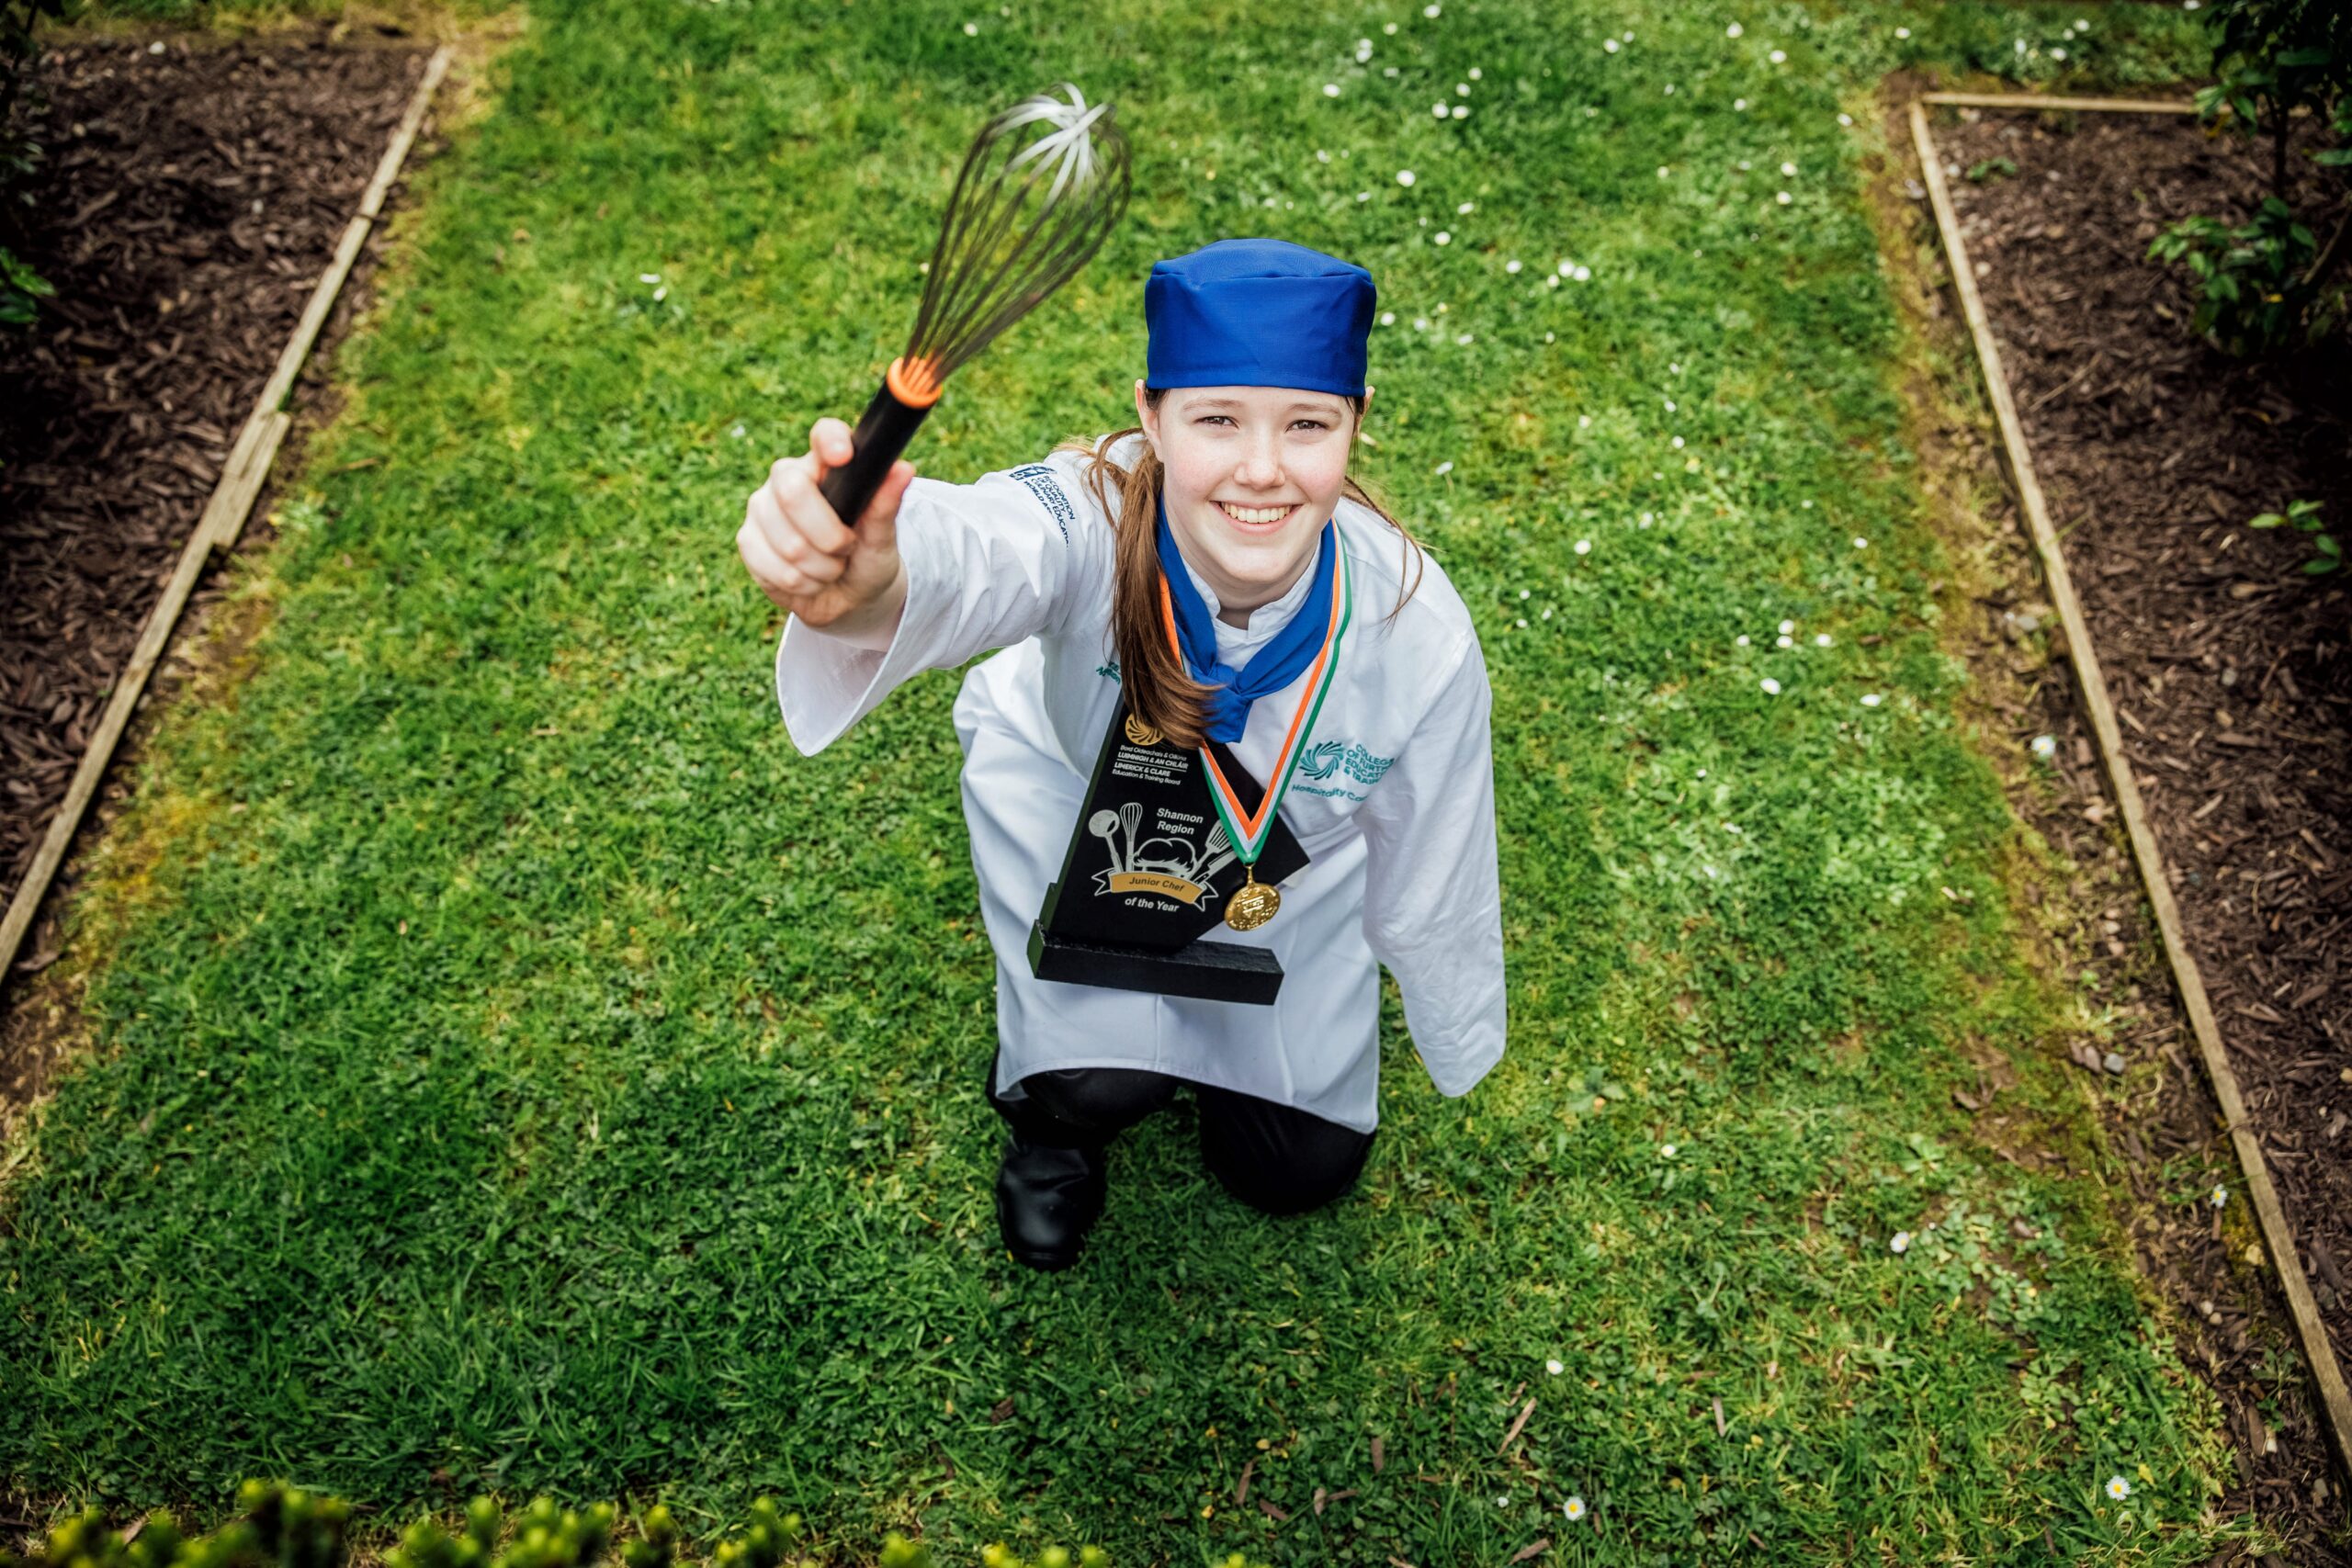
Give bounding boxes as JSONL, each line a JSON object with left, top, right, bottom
{"left": 1026, "top": 704, "right": 1310, "bottom": 1005}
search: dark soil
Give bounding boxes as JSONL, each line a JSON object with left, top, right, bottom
{"left": 0, "top": 24, "right": 435, "bottom": 1119}
{"left": 0, "top": 30, "right": 431, "bottom": 897}
{"left": 1924, "top": 100, "right": 2350, "bottom": 1556}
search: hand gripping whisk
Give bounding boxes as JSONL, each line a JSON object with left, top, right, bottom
{"left": 818, "top": 82, "right": 1132, "bottom": 529}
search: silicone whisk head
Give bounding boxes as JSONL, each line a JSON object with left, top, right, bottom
{"left": 899, "top": 82, "right": 1131, "bottom": 399}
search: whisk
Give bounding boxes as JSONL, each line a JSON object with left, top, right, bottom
{"left": 818, "top": 82, "right": 1132, "bottom": 529}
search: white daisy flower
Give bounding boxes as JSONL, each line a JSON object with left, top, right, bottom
{"left": 1838, "top": 112, "right": 1853, "bottom": 126}
{"left": 1434, "top": 459, "right": 1453, "bottom": 473}
{"left": 1658, "top": 165, "right": 1672, "bottom": 178}
{"left": 1778, "top": 618, "right": 1794, "bottom": 634}
{"left": 1379, "top": 310, "right": 1396, "bottom": 324}
{"left": 1423, "top": 1, "right": 1439, "bottom": 15}
{"left": 639, "top": 272, "right": 662, "bottom": 284}
{"left": 1660, "top": 1143, "right": 1678, "bottom": 1157}
{"left": 1891, "top": 1231, "right": 1911, "bottom": 1253}
{"left": 1577, "top": 414, "right": 1590, "bottom": 427}
{"left": 1851, "top": 535, "right": 1868, "bottom": 547}
{"left": 1776, "top": 190, "right": 1792, "bottom": 205}
{"left": 1515, "top": 618, "right": 1527, "bottom": 628}
{"left": 1451, "top": 105, "right": 1468, "bottom": 118}
{"left": 1703, "top": 864, "right": 1719, "bottom": 878}
{"left": 729, "top": 423, "right": 747, "bottom": 438}
{"left": 1573, "top": 264, "right": 1590, "bottom": 280}
{"left": 1469, "top": 66, "right": 1482, "bottom": 78}
{"left": 1760, "top": 678, "right": 1781, "bottom": 695}
{"left": 1564, "top": 1496, "right": 1589, "bottom": 1522}
{"left": 1505, "top": 258, "right": 1522, "bottom": 273}
{"left": 652, "top": 285, "right": 668, "bottom": 301}
{"left": 1396, "top": 168, "right": 1417, "bottom": 186}
{"left": 1495, "top": 1494, "right": 1510, "bottom": 1507}
{"left": 1435, "top": 231, "right": 1452, "bottom": 244}
{"left": 1781, "top": 161, "right": 1797, "bottom": 175}
{"left": 1457, "top": 199, "right": 1475, "bottom": 213}
{"left": 1664, "top": 399, "right": 1676, "bottom": 412}
{"left": 1357, "top": 191, "right": 1373, "bottom": 201}
{"left": 1433, "top": 102, "right": 1451, "bottom": 118}
{"left": 2211, "top": 1185, "right": 2228, "bottom": 1208}
{"left": 2030, "top": 734, "right": 2057, "bottom": 759}
{"left": 1894, "top": 25, "right": 1910, "bottom": 38}
{"left": 1546, "top": 1358, "right": 1564, "bottom": 1375}
{"left": 1455, "top": 83, "right": 1470, "bottom": 96}
{"left": 1776, "top": 635, "right": 1793, "bottom": 648}
{"left": 1384, "top": 20, "right": 1396, "bottom": 32}
{"left": 1860, "top": 693, "right": 1882, "bottom": 706}
{"left": 1414, "top": 316, "right": 1430, "bottom": 331}
{"left": 1325, "top": 83, "right": 1341, "bottom": 96}
{"left": 2106, "top": 1475, "right": 2131, "bottom": 1501}
{"left": 962, "top": 19, "right": 978, "bottom": 32}
{"left": 1455, "top": 333, "right": 1473, "bottom": 344}
{"left": 1546, "top": 275, "right": 1562, "bottom": 288}
{"left": 1814, "top": 633, "right": 1832, "bottom": 647}
{"left": 1724, "top": 22, "right": 1742, "bottom": 37}
{"left": 1575, "top": 538, "right": 1590, "bottom": 554}
{"left": 1736, "top": 634, "right": 1750, "bottom": 647}
{"left": 1316, "top": 149, "right": 1332, "bottom": 162}
{"left": 1519, "top": 589, "right": 1531, "bottom": 601}
{"left": 1735, "top": 97, "right": 1748, "bottom": 110}
{"left": 1542, "top": 606, "right": 1554, "bottom": 618}
{"left": 1671, "top": 435, "right": 1685, "bottom": 448}
{"left": 1770, "top": 48, "right": 1786, "bottom": 62}
{"left": 1604, "top": 38, "right": 1620, "bottom": 52}
{"left": 2050, "top": 47, "right": 2067, "bottom": 61}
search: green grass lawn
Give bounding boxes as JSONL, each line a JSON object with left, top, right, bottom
{"left": 1, "top": 0, "right": 2289, "bottom": 1562}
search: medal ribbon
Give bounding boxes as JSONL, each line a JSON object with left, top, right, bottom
{"left": 1154, "top": 534, "right": 1352, "bottom": 868}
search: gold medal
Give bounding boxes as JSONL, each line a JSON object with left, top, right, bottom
{"left": 1224, "top": 864, "right": 1282, "bottom": 931}
{"left": 1124, "top": 713, "right": 1163, "bottom": 748}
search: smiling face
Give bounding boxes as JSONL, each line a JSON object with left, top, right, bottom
{"left": 1136, "top": 380, "right": 1373, "bottom": 619}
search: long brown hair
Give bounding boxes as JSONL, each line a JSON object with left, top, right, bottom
{"left": 1052, "top": 388, "right": 1429, "bottom": 751}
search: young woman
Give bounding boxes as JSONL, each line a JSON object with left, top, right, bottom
{"left": 738, "top": 239, "right": 1505, "bottom": 1271}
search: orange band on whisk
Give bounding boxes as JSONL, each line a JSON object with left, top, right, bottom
{"left": 888, "top": 355, "right": 944, "bottom": 408}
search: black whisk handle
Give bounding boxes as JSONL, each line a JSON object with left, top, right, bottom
{"left": 818, "top": 360, "right": 939, "bottom": 530}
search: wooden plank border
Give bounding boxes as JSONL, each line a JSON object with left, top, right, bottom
{"left": 1907, "top": 95, "right": 2352, "bottom": 1489}
{"left": 0, "top": 43, "right": 453, "bottom": 991}
{"left": 1918, "top": 90, "right": 2196, "bottom": 114}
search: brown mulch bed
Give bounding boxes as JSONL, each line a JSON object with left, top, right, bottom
{"left": 1928, "top": 102, "right": 2350, "bottom": 1551}
{"left": 0, "top": 25, "right": 431, "bottom": 931}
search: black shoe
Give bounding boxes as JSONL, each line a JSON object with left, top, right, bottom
{"left": 994, "top": 1134, "right": 1106, "bottom": 1272}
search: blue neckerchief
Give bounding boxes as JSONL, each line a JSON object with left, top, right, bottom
{"left": 1155, "top": 491, "right": 1338, "bottom": 744}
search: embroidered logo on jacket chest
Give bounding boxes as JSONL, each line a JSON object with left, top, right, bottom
{"left": 1292, "top": 739, "right": 1395, "bottom": 800}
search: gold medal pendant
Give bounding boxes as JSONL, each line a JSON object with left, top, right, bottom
{"left": 1224, "top": 864, "right": 1282, "bottom": 931}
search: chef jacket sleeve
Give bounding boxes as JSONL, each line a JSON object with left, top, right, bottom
{"left": 773, "top": 448, "right": 1111, "bottom": 756}
{"left": 1356, "top": 630, "right": 1508, "bottom": 1098}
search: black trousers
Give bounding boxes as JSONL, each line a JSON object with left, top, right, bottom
{"left": 985, "top": 1042, "right": 1375, "bottom": 1217}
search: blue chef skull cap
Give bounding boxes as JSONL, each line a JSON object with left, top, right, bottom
{"left": 1144, "top": 238, "right": 1376, "bottom": 400}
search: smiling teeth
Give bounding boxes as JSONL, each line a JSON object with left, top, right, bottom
{"left": 1219, "top": 502, "right": 1296, "bottom": 524}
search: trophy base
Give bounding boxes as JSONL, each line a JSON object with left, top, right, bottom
{"left": 1027, "top": 920, "right": 1283, "bottom": 1006}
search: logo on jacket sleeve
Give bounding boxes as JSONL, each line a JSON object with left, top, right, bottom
{"left": 1007, "top": 463, "right": 1075, "bottom": 546}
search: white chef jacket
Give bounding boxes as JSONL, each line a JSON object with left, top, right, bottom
{"left": 772, "top": 431, "right": 1505, "bottom": 1134}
